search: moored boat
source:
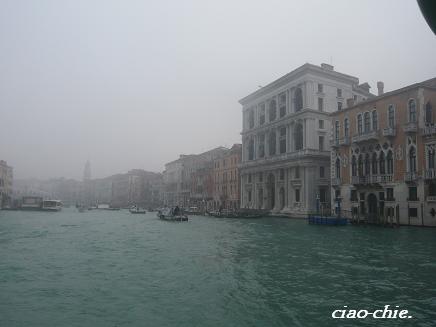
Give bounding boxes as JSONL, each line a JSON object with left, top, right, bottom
{"left": 157, "top": 207, "right": 188, "bottom": 222}
{"left": 129, "top": 206, "right": 146, "bottom": 214}
{"left": 41, "top": 200, "right": 63, "bottom": 212}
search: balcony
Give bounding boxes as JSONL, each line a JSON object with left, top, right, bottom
{"left": 331, "top": 178, "right": 341, "bottom": 186}
{"left": 424, "top": 169, "right": 436, "bottom": 180}
{"left": 405, "top": 172, "right": 418, "bottom": 182}
{"left": 351, "top": 174, "right": 392, "bottom": 185}
{"left": 330, "top": 139, "right": 340, "bottom": 148}
{"left": 379, "top": 174, "right": 393, "bottom": 183}
{"left": 407, "top": 197, "right": 420, "bottom": 202}
{"left": 339, "top": 136, "right": 351, "bottom": 146}
{"left": 382, "top": 127, "right": 396, "bottom": 137}
{"left": 291, "top": 179, "right": 302, "bottom": 186}
{"left": 352, "top": 130, "right": 379, "bottom": 144}
{"left": 422, "top": 124, "right": 436, "bottom": 136}
{"left": 403, "top": 122, "right": 418, "bottom": 133}
{"left": 426, "top": 196, "right": 436, "bottom": 202}
{"left": 385, "top": 197, "right": 396, "bottom": 202}
{"left": 351, "top": 176, "right": 367, "bottom": 185}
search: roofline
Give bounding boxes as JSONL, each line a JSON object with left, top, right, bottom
{"left": 238, "top": 63, "right": 362, "bottom": 105}
{"left": 330, "top": 77, "right": 436, "bottom": 116}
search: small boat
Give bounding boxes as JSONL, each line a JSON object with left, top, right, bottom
{"left": 41, "top": 200, "right": 63, "bottom": 212}
{"left": 129, "top": 206, "right": 146, "bottom": 214}
{"left": 184, "top": 206, "right": 203, "bottom": 215}
{"left": 157, "top": 207, "right": 188, "bottom": 222}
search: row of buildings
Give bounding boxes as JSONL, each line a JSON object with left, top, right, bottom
{"left": 163, "top": 144, "right": 242, "bottom": 211}
{"left": 238, "top": 62, "right": 436, "bottom": 226}
{"left": 4, "top": 62, "right": 436, "bottom": 227}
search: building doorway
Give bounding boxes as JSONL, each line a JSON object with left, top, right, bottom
{"left": 367, "top": 193, "right": 378, "bottom": 222}
{"left": 267, "top": 173, "right": 275, "bottom": 210}
{"left": 279, "top": 187, "right": 285, "bottom": 210}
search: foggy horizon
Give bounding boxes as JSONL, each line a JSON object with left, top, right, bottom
{"left": 1, "top": 0, "right": 436, "bottom": 180}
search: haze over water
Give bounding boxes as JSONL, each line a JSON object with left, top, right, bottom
{"left": 1, "top": 209, "right": 435, "bottom": 327}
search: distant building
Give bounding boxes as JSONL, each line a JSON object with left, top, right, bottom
{"left": 109, "top": 170, "right": 163, "bottom": 208}
{"left": 0, "top": 160, "right": 13, "bottom": 208}
{"left": 163, "top": 147, "right": 228, "bottom": 208}
{"left": 330, "top": 77, "right": 436, "bottom": 226}
{"left": 239, "top": 63, "right": 373, "bottom": 216}
{"left": 213, "top": 144, "right": 242, "bottom": 210}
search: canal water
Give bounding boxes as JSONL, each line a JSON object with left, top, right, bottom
{"left": 0, "top": 209, "right": 435, "bottom": 327}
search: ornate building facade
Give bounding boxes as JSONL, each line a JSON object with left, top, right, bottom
{"left": 213, "top": 144, "right": 242, "bottom": 210}
{"left": 330, "top": 78, "right": 436, "bottom": 226}
{"left": 239, "top": 63, "right": 372, "bottom": 216}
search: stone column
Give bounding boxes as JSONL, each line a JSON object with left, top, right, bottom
{"left": 305, "top": 166, "right": 317, "bottom": 213}
{"left": 303, "top": 119, "right": 307, "bottom": 150}
{"left": 286, "top": 125, "right": 290, "bottom": 152}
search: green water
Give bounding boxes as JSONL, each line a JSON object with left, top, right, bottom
{"left": 0, "top": 209, "right": 435, "bottom": 327}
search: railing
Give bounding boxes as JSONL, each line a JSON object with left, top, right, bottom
{"left": 330, "top": 139, "right": 340, "bottom": 147}
{"left": 331, "top": 178, "right": 341, "bottom": 186}
{"left": 403, "top": 122, "right": 418, "bottom": 133}
{"left": 385, "top": 197, "right": 396, "bottom": 202}
{"left": 422, "top": 124, "right": 436, "bottom": 136}
{"left": 339, "top": 136, "right": 350, "bottom": 146}
{"left": 379, "top": 174, "right": 393, "bottom": 183}
{"left": 426, "top": 196, "right": 436, "bottom": 202}
{"left": 407, "top": 197, "right": 420, "bottom": 202}
{"left": 382, "top": 127, "right": 396, "bottom": 137}
{"left": 405, "top": 171, "right": 418, "bottom": 182}
{"left": 424, "top": 169, "right": 436, "bottom": 180}
{"left": 351, "top": 130, "right": 379, "bottom": 143}
{"left": 351, "top": 174, "right": 392, "bottom": 185}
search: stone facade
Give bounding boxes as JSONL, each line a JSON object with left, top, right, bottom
{"left": 239, "top": 63, "right": 372, "bottom": 216}
{"left": 330, "top": 77, "right": 436, "bottom": 226}
{"left": 0, "top": 160, "right": 13, "bottom": 208}
{"left": 213, "top": 144, "right": 242, "bottom": 210}
{"left": 163, "top": 147, "right": 228, "bottom": 208}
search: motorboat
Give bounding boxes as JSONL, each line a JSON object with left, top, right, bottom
{"left": 41, "top": 200, "right": 63, "bottom": 212}
{"left": 157, "top": 207, "right": 188, "bottom": 222}
{"left": 129, "top": 206, "right": 146, "bottom": 214}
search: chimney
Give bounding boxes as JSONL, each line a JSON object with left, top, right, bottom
{"left": 377, "top": 81, "right": 384, "bottom": 96}
{"left": 321, "top": 63, "right": 334, "bottom": 71}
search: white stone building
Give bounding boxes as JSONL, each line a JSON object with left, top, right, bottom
{"left": 0, "top": 160, "right": 13, "bottom": 208}
{"left": 239, "top": 63, "right": 373, "bottom": 217}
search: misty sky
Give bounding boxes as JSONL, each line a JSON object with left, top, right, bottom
{"left": 1, "top": 0, "right": 435, "bottom": 180}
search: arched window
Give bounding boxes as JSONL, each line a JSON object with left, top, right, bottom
{"left": 364, "top": 112, "right": 370, "bottom": 133}
{"left": 352, "top": 156, "right": 357, "bottom": 176}
{"left": 408, "top": 99, "right": 416, "bottom": 123}
{"left": 379, "top": 151, "right": 386, "bottom": 174}
{"left": 268, "top": 131, "right": 276, "bottom": 156}
{"left": 344, "top": 118, "right": 349, "bottom": 138}
{"left": 388, "top": 105, "right": 395, "bottom": 128}
{"left": 372, "top": 152, "right": 378, "bottom": 175}
{"left": 357, "top": 114, "right": 363, "bottom": 134}
{"left": 248, "top": 138, "right": 254, "bottom": 160}
{"left": 372, "top": 110, "right": 378, "bottom": 130}
{"left": 294, "top": 88, "right": 303, "bottom": 112}
{"left": 426, "top": 102, "right": 433, "bottom": 125}
{"left": 335, "top": 121, "right": 340, "bottom": 141}
{"left": 387, "top": 150, "right": 393, "bottom": 174}
{"left": 409, "top": 147, "right": 416, "bottom": 172}
{"left": 429, "top": 148, "right": 435, "bottom": 170}
{"left": 269, "top": 99, "right": 277, "bottom": 121}
{"left": 358, "top": 155, "right": 363, "bottom": 177}
{"left": 335, "top": 158, "right": 341, "bottom": 178}
{"left": 365, "top": 154, "right": 370, "bottom": 176}
{"left": 294, "top": 123, "right": 303, "bottom": 150}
